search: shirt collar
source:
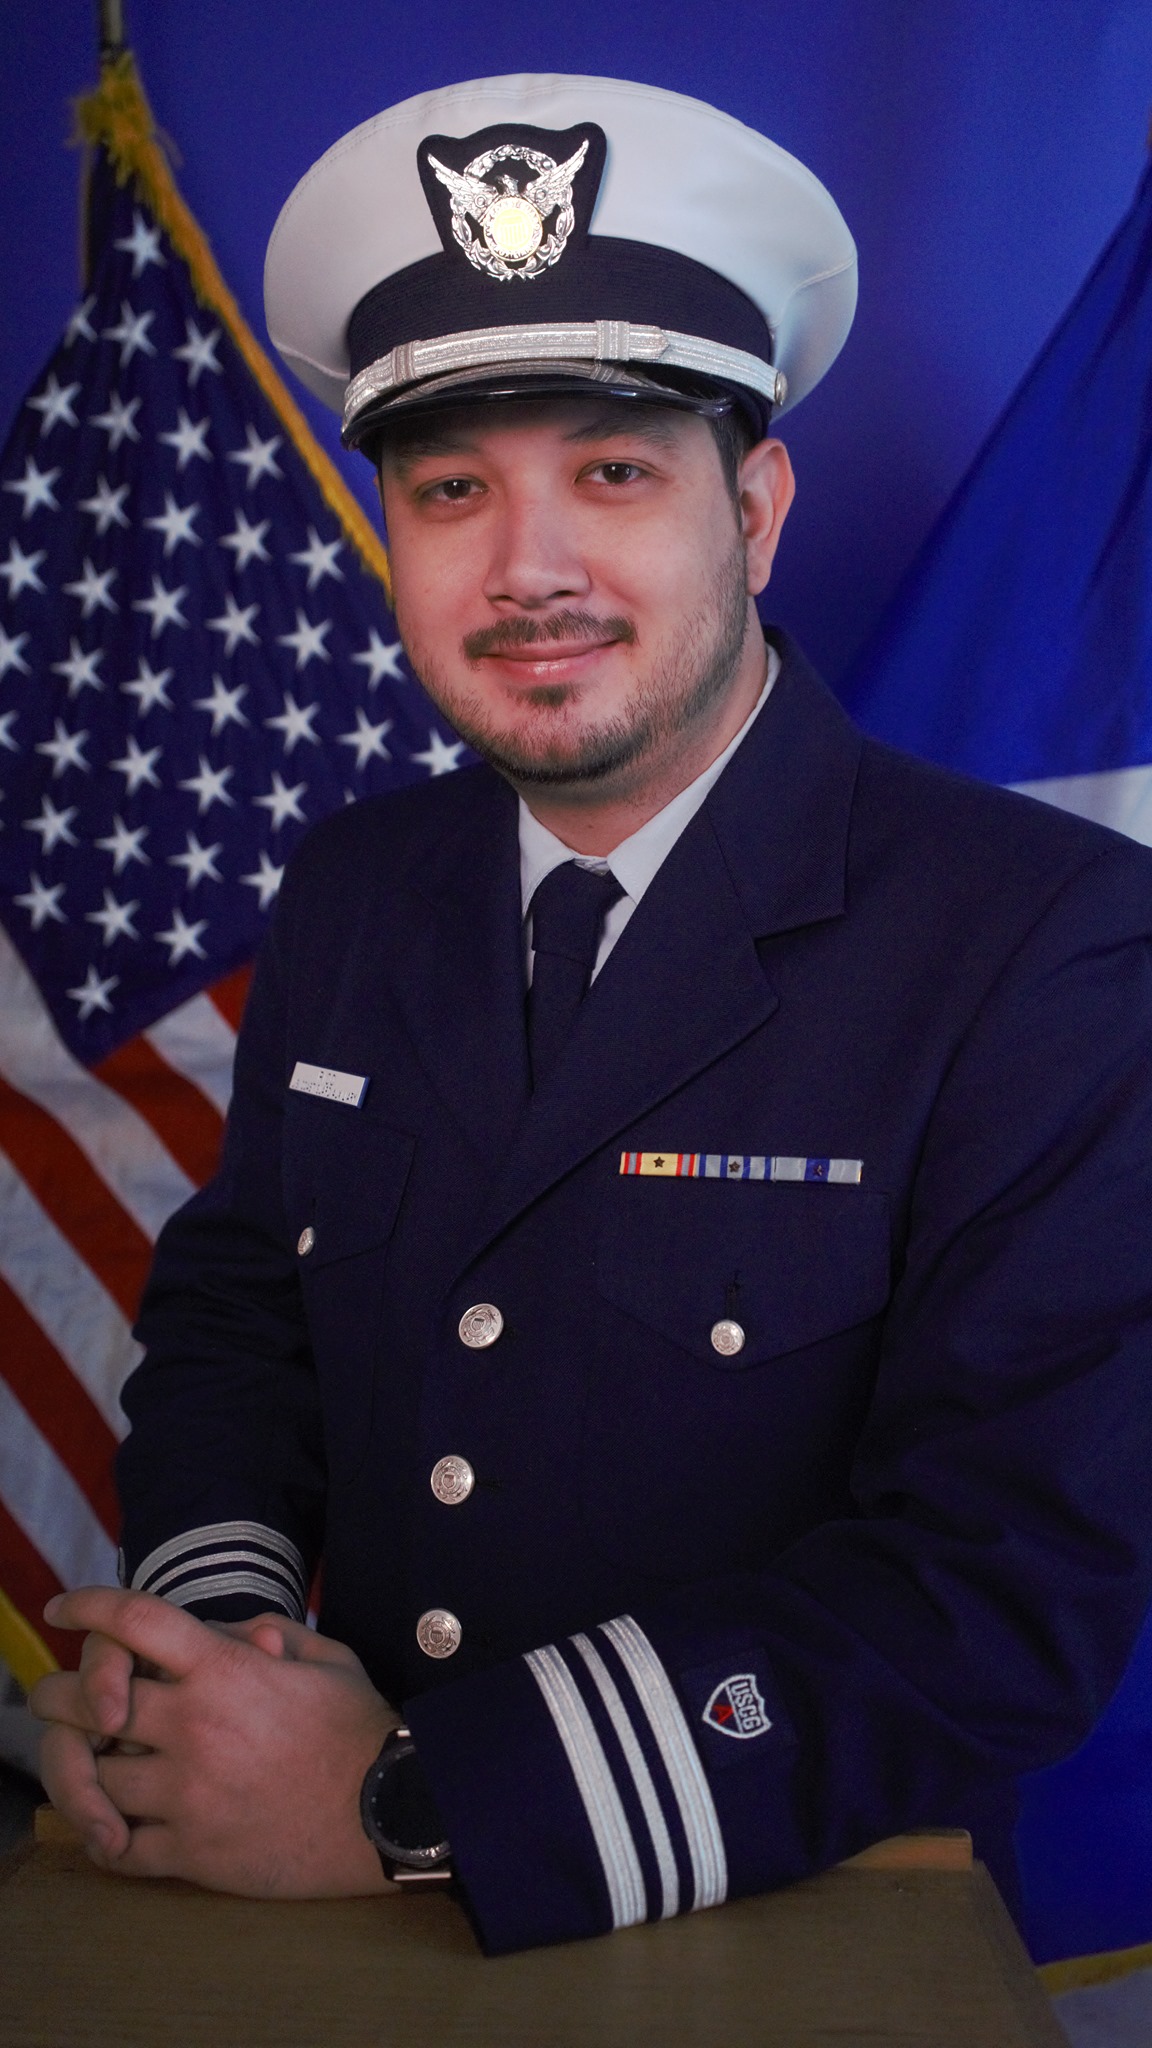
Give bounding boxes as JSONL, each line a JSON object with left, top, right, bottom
{"left": 518, "top": 642, "right": 780, "bottom": 914}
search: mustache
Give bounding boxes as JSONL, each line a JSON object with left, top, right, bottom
{"left": 462, "top": 611, "right": 636, "bottom": 661}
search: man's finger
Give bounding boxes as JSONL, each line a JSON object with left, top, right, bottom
{"left": 93, "top": 1821, "right": 179, "bottom": 1882}
{"left": 217, "top": 1612, "right": 366, "bottom": 1670}
{"left": 27, "top": 1671, "right": 75, "bottom": 1722}
{"left": 31, "top": 1636, "right": 144, "bottom": 1738}
{"left": 94, "top": 1748, "right": 166, "bottom": 1821}
{"left": 78, "top": 1630, "right": 136, "bottom": 1736}
{"left": 44, "top": 1588, "right": 211, "bottom": 1679}
{"left": 38, "top": 1721, "right": 132, "bottom": 1860}
{"left": 236, "top": 1615, "right": 364, "bottom": 1670}
{"left": 93, "top": 1673, "right": 176, "bottom": 1753}
{"left": 247, "top": 1622, "right": 289, "bottom": 1658}
{"left": 220, "top": 1615, "right": 292, "bottom": 1658}
{"left": 28, "top": 1671, "right": 102, "bottom": 1733}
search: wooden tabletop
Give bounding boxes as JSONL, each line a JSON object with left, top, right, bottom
{"left": 0, "top": 1828, "right": 1067, "bottom": 2047}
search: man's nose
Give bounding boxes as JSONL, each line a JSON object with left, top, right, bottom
{"left": 482, "top": 491, "right": 592, "bottom": 609}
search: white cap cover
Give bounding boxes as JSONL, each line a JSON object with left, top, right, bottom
{"left": 264, "top": 73, "right": 857, "bottom": 441}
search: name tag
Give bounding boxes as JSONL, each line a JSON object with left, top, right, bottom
{"left": 289, "top": 1061, "right": 369, "bottom": 1109}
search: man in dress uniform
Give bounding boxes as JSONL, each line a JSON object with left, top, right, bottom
{"left": 33, "top": 76, "right": 1152, "bottom": 1956}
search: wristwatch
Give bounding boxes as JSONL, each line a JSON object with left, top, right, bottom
{"left": 360, "top": 1724, "right": 455, "bottom": 1886}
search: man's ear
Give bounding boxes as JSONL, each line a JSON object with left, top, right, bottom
{"left": 739, "top": 438, "right": 795, "bottom": 596}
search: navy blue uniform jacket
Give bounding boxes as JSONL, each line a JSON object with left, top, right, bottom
{"left": 119, "top": 637, "right": 1152, "bottom": 1954}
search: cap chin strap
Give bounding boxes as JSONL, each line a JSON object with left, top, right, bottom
{"left": 342, "top": 319, "right": 785, "bottom": 437}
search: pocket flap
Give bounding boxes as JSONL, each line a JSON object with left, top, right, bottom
{"left": 598, "top": 1178, "right": 892, "bottom": 1365}
{"left": 283, "top": 1099, "right": 415, "bottom": 1268}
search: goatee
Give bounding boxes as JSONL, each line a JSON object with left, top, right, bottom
{"left": 400, "top": 539, "right": 751, "bottom": 791}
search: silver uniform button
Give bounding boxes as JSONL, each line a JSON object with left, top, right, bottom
{"left": 416, "top": 1608, "right": 462, "bottom": 1659}
{"left": 711, "top": 1317, "right": 746, "bottom": 1357}
{"left": 458, "top": 1302, "right": 504, "bottom": 1349}
{"left": 297, "top": 1225, "right": 315, "bottom": 1257}
{"left": 430, "top": 1455, "right": 475, "bottom": 1506}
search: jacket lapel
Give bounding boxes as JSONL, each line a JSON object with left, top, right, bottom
{"left": 454, "top": 637, "right": 864, "bottom": 1272}
{"left": 387, "top": 767, "right": 531, "bottom": 1164}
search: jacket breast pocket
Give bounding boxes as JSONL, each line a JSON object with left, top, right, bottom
{"left": 282, "top": 1099, "right": 416, "bottom": 1480}
{"left": 597, "top": 1178, "right": 892, "bottom": 1367}
{"left": 587, "top": 1180, "right": 893, "bottom": 1575}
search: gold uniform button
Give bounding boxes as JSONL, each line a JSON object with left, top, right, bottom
{"left": 416, "top": 1608, "right": 462, "bottom": 1659}
{"left": 458, "top": 1303, "right": 504, "bottom": 1349}
{"left": 430, "top": 1456, "right": 475, "bottom": 1506}
{"left": 710, "top": 1318, "right": 746, "bottom": 1357}
{"left": 297, "top": 1225, "right": 315, "bottom": 1257}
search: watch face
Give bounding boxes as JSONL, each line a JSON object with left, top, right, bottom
{"left": 362, "top": 1733, "right": 451, "bottom": 1870}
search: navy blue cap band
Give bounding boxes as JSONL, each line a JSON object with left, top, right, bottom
{"left": 347, "top": 237, "right": 775, "bottom": 388}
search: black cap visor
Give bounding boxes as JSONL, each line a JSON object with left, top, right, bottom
{"left": 350, "top": 359, "right": 773, "bottom": 459}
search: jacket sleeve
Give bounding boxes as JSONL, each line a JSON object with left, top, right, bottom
{"left": 116, "top": 856, "right": 325, "bottom": 1623}
{"left": 406, "top": 844, "right": 1152, "bottom": 1953}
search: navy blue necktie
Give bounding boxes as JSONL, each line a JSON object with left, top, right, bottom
{"left": 527, "top": 862, "right": 625, "bottom": 1089}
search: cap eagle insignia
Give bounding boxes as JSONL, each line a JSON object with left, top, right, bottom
{"left": 426, "top": 139, "right": 590, "bottom": 280}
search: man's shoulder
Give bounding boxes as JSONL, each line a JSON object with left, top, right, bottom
{"left": 738, "top": 639, "right": 1152, "bottom": 945}
{"left": 857, "top": 727, "right": 1152, "bottom": 861}
{"left": 769, "top": 633, "right": 1152, "bottom": 887}
{"left": 854, "top": 728, "right": 1152, "bottom": 926}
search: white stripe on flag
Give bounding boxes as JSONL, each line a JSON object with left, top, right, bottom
{"left": 0, "top": 926, "right": 195, "bottom": 1238}
{"left": 1012, "top": 762, "right": 1152, "bottom": 849}
{"left": 0, "top": 1151, "right": 137, "bottom": 1437}
{"left": 145, "top": 992, "right": 237, "bottom": 1117}
{"left": 0, "top": 1377, "right": 118, "bottom": 1591}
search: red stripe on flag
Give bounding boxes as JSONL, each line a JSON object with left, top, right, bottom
{"left": 0, "top": 1283, "right": 120, "bottom": 1539}
{"left": 208, "top": 963, "right": 253, "bottom": 1033}
{"left": 95, "top": 1034, "right": 226, "bottom": 1187}
{"left": 0, "top": 1075, "right": 153, "bottom": 1323}
{"left": 0, "top": 1497, "right": 80, "bottom": 1672}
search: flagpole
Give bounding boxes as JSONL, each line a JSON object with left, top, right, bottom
{"left": 98, "top": 0, "right": 125, "bottom": 60}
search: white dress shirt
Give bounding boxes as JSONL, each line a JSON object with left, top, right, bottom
{"left": 519, "top": 643, "right": 780, "bottom": 983}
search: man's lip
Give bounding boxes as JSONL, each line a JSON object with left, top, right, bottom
{"left": 479, "top": 638, "right": 620, "bottom": 664}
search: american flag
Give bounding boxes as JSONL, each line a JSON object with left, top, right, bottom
{"left": 0, "top": 64, "right": 468, "bottom": 1675}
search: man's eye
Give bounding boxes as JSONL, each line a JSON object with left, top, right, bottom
{"left": 589, "top": 461, "right": 643, "bottom": 485}
{"left": 424, "top": 477, "right": 480, "bottom": 503}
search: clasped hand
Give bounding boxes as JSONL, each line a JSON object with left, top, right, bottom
{"left": 29, "top": 1587, "right": 399, "bottom": 1897}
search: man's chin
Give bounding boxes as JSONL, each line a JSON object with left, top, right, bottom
{"left": 464, "top": 729, "right": 647, "bottom": 791}
{"left": 419, "top": 689, "right": 650, "bottom": 790}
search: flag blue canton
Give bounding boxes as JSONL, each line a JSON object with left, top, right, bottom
{"left": 0, "top": 152, "right": 471, "bottom": 1066}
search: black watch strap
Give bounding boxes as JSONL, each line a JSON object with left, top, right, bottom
{"left": 360, "top": 1725, "right": 455, "bottom": 1887}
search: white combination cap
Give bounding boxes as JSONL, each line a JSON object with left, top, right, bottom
{"left": 264, "top": 73, "right": 857, "bottom": 448}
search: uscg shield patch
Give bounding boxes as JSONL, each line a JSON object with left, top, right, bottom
{"left": 702, "top": 1672, "right": 772, "bottom": 1739}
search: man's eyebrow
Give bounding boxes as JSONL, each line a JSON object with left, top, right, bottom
{"left": 380, "top": 433, "right": 480, "bottom": 476}
{"left": 379, "top": 406, "right": 684, "bottom": 476}
{"left": 561, "top": 409, "right": 682, "bottom": 448}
